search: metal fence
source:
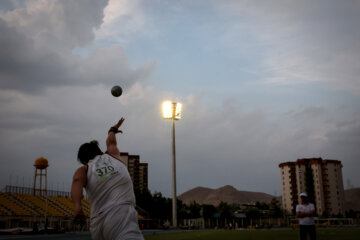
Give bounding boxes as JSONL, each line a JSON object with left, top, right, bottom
{"left": 2, "top": 185, "right": 71, "bottom": 198}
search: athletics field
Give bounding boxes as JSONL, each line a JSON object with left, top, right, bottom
{"left": 144, "top": 228, "right": 360, "bottom": 240}
{"left": 0, "top": 228, "right": 359, "bottom": 240}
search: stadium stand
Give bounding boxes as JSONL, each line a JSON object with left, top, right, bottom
{"left": 16, "top": 194, "right": 67, "bottom": 217}
{"left": 0, "top": 186, "right": 90, "bottom": 230}
{"left": 0, "top": 187, "right": 90, "bottom": 218}
{"left": 0, "top": 192, "right": 34, "bottom": 216}
{"left": 1, "top": 185, "right": 144, "bottom": 230}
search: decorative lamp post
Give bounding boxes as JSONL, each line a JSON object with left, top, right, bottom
{"left": 162, "top": 101, "right": 182, "bottom": 228}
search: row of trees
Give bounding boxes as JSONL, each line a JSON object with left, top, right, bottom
{"left": 135, "top": 189, "right": 283, "bottom": 226}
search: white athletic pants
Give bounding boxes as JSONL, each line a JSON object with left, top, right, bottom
{"left": 90, "top": 205, "right": 144, "bottom": 240}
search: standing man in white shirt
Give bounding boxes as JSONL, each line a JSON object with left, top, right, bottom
{"left": 296, "top": 192, "right": 316, "bottom": 240}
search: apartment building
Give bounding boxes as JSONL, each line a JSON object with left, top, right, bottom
{"left": 120, "top": 152, "right": 148, "bottom": 191}
{"left": 279, "top": 158, "right": 345, "bottom": 216}
{"left": 139, "top": 163, "right": 148, "bottom": 192}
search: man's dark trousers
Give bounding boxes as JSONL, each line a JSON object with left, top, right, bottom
{"left": 299, "top": 225, "right": 316, "bottom": 240}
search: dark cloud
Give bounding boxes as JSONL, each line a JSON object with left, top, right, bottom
{"left": 3, "top": 0, "right": 108, "bottom": 50}
{"left": 0, "top": 1, "right": 155, "bottom": 93}
{"left": 61, "top": 0, "right": 109, "bottom": 48}
{"left": 0, "top": 18, "right": 75, "bottom": 93}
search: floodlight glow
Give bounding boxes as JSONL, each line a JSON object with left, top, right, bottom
{"left": 174, "top": 103, "right": 182, "bottom": 120}
{"left": 162, "top": 101, "right": 182, "bottom": 120}
{"left": 162, "top": 101, "right": 173, "bottom": 119}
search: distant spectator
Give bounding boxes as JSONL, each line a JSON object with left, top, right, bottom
{"left": 296, "top": 192, "right": 316, "bottom": 240}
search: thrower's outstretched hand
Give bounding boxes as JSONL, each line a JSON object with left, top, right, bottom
{"left": 114, "top": 117, "right": 125, "bottom": 129}
{"left": 108, "top": 118, "right": 125, "bottom": 134}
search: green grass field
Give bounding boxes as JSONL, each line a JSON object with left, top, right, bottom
{"left": 144, "top": 228, "right": 360, "bottom": 240}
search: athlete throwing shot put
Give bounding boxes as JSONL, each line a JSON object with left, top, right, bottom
{"left": 71, "top": 118, "right": 144, "bottom": 240}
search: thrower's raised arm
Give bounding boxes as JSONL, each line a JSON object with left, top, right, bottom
{"left": 106, "top": 118, "right": 124, "bottom": 158}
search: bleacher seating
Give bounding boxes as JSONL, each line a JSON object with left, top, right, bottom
{"left": 15, "top": 194, "right": 66, "bottom": 217}
{"left": 81, "top": 198, "right": 90, "bottom": 216}
{"left": 0, "top": 192, "right": 90, "bottom": 218}
{"left": 0, "top": 193, "right": 34, "bottom": 216}
{"left": 0, "top": 190, "right": 142, "bottom": 221}
{"left": 49, "top": 196, "right": 75, "bottom": 217}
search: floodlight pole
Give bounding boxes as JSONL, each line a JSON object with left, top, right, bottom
{"left": 171, "top": 102, "right": 177, "bottom": 228}
{"left": 163, "top": 101, "right": 181, "bottom": 228}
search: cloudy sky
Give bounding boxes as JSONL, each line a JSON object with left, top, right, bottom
{"left": 0, "top": 0, "right": 359, "bottom": 197}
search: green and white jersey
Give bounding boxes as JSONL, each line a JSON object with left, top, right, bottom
{"left": 86, "top": 154, "right": 135, "bottom": 218}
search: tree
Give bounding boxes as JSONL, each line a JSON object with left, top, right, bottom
{"left": 149, "top": 191, "right": 172, "bottom": 220}
{"left": 255, "top": 201, "right": 269, "bottom": 210}
{"left": 177, "top": 200, "right": 191, "bottom": 220}
{"left": 345, "top": 209, "right": 356, "bottom": 218}
{"left": 202, "top": 204, "right": 216, "bottom": 219}
{"left": 246, "top": 207, "right": 260, "bottom": 219}
{"left": 188, "top": 201, "right": 201, "bottom": 218}
{"left": 217, "top": 201, "right": 232, "bottom": 219}
{"left": 134, "top": 189, "right": 153, "bottom": 214}
{"left": 269, "top": 198, "right": 283, "bottom": 218}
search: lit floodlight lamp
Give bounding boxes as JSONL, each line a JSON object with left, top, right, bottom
{"left": 162, "top": 101, "right": 182, "bottom": 120}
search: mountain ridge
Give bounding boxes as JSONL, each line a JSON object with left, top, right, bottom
{"left": 178, "top": 185, "right": 276, "bottom": 206}
{"left": 179, "top": 185, "right": 360, "bottom": 211}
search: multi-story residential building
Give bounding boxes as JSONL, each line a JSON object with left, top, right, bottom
{"left": 139, "top": 163, "right": 148, "bottom": 192}
{"left": 120, "top": 152, "right": 148, "bottom": 191}
{"left": 279, "top": 158, "right": 345, "bottom": 216}
{"left": 128, "top": 155, "right": 140, "bottom": 190}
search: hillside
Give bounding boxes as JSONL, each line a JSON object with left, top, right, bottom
{"left": 178, "top": 185, "right": 276, "bottom": 206}
{"left": 344, "top": 187, "right": 360, "bottom": 211}
{"left": 179, "top": 186, "right": 360, "bottom": 210}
